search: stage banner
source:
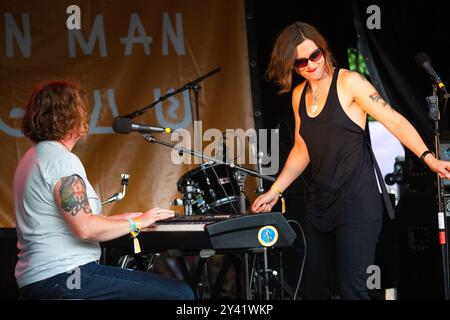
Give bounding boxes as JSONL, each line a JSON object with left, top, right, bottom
{"left": 0, "top": 0, "right": 255, "bottom": 227}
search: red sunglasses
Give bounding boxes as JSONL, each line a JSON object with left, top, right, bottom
{"left": 293, "top": 48, "right": 323, "bottom": 69}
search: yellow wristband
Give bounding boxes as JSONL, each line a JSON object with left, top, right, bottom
{"left": 270, "top": 185, "right": 286, "bottom": 214}
{"left": 271, "top": 185, "right": 282, "bottom": 194}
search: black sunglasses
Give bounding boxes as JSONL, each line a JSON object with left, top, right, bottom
{"left": 293, "top": 48, "right": 323, "bottom": 69}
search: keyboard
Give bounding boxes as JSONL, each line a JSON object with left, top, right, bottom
{"left": 101, "top": 212, "right": 296, "bottom": 252}
{"left": 147, "top": 214, "right": 238, "bottom": 232}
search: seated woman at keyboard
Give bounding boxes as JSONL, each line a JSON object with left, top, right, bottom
{"left": 13, "top": 81, "right": 194, "bottom": 300}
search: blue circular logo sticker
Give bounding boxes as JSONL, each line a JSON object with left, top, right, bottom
{"left": 258, "top": 226, "right": 279, "bottom": 247}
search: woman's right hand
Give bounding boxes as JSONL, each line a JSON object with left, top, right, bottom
{"left": 251, "top": 189, "right": 280, "bottom": 213}
{"left": 136, "top": 207, "right": 175, "bottom": 229}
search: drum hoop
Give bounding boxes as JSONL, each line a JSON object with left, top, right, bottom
{"left": 177, "top": 162, "right": 232, "bottom": 185}
{"left": 209, "top": 196, "right": 240, "bottom": 208}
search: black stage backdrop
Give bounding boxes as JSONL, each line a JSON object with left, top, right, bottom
{"left": 250, "top": 0, "right": 450, "bottom": 296}
{"left": 253, "top": 0, "right": 449, "bottom": 164}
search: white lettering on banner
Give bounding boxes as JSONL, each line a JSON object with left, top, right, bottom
{"left": 4, "top": 13, "right": 31, "bottom": 57}
{"left": 162, "top": 13, "right": 185, "bottom": 56}
{"left": 0, "top": 107, "right": 24, "bottom": 137}
{"left": 68, "top": 14, "right": 107, "bottom": 57}
{"left": 0, "top": 88, "right": 191, "bottom": 137}
{"left": 89, "top": 89, "right": 120, "bottom": 134}
{"left": 4, "top": 12, "right": 185, "bottom": 57}
{"left": 120, "top": 13, "right": 152, "bottom": 56}
{"left": 154, "top": 88, "right": 192, "bottom": 130}
{"left": 66, "top": 5, "right": 81, "bottom": 30}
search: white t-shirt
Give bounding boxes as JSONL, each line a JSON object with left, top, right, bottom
{"left": 13, "top": 141, "right": 102, "bottom": 288}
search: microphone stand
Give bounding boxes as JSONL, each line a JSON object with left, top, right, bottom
{"left": 122, "top": 68, "right": 221, "bottom": 119}
{"left": 426, "top": 84, "right": 450, "bottom": 300}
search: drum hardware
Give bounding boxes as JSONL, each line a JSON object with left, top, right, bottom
{"left": 142, "top": 134, "right": 275, "bottom": 216}
{"left": 256, "top": 151, "right": 266, "bottom": 195}
{"left": 101, "top": 173, "right": 130, "bottom": 206}
{"left": 234, "top": 169, "right": 248, "bottom": 214}
{"left": 177, "top": 178, "right": 207, "bottom": 215}
{"left": 117, "top": 253, "right": 160, "bottom": 272}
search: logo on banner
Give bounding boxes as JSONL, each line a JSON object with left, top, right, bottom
{"left": 257, "top": 226, "right": 279, "bottom": 247}
{"left": 154, "top": 88, "right": 192, "bottom": 130}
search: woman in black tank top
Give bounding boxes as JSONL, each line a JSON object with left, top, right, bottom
{"left": 252, "top": 22, "right": 450, "bottom": 300}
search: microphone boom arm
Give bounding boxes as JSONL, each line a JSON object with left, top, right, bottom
{"left": 122, "top": 68, "right": 221, "bottom": 119}
{"left": 101, "top": 174, "right": 130, "bottom": 206}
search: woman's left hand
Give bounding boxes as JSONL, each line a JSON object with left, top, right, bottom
{"left": 425, "top": 156, "right": 450, "bottom": 179}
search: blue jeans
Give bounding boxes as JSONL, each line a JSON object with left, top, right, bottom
{"left": 20, "top": 262, "right": 194, "bottom": 300}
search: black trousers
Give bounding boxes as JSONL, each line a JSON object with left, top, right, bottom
{"left": 300, "top": 218, "right": 382, "bottom": 300}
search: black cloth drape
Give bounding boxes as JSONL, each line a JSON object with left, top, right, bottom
{"left": 353, "top": 0, "right": 450, "bottom": 143}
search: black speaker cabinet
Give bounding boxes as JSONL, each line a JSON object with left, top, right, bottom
{"left": 396, "top": 190, "right": 448, "bottom": 299}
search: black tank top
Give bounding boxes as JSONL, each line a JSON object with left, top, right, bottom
{"left": 299, "top": 68, "right": 384, "bottom": 231}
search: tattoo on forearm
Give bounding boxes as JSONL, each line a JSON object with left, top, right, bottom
{"left": 59, "top": 174, "right": 92, "bottom": 216}
{"left": 369, "top": 92, "right": 391, "bottom": 109}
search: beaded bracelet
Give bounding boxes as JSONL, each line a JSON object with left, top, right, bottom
{"left": 128, "top": 218, "right": 141, "bottom": 254}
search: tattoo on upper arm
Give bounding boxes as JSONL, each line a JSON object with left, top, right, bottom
{"left": 59, "top": 174, "right": 92, "bottom": 216}
{"left": 369, "top": 92, "right": 393, "bottom": 110}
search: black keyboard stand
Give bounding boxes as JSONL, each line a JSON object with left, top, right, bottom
{"left": 169, "top": 250, "right": 246, "bottom": 300}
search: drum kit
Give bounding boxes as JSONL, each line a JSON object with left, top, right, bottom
{"left": 175, "top": 162, "right": 241, "bottom": 215}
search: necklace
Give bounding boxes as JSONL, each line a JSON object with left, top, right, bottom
{"left": 310, "top": 82, "right": 321, "bottom": 115}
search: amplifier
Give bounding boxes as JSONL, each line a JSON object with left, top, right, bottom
{"left": 397, "top": 190, "right": 449, "bottom": 299}
{"left": 445, "top": 193, "right": 450, "bottom": 217}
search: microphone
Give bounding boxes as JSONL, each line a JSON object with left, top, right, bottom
{"left": 112, "top": 117, "right": 174, "bottom": 134}
{"left": 415, "top": 52, "right": 446, "bottom": 91}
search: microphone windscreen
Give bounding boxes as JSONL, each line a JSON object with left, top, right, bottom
{"left": 415, "top": 52, "right": 430, "bottom": 69}
{"left": 112, "top": 117, "right": 132, "bottom": 134}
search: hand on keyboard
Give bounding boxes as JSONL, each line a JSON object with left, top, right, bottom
{"left": 136, "top": 208, "right": 175, "bottom": 229}
{"left": 252, "top": 189, "right": 279, "bottom": 213}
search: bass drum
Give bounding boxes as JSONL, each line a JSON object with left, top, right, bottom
{"left": 177, "top": 162, "right": 240, "bottom": 214}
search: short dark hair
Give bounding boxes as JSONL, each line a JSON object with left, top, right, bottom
{"left": 22, "top": 81, "right": 88, "bottom": 143}
{"left": 267, "top": 21, "right": 337, "bottom": 94}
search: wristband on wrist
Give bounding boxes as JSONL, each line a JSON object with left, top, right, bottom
{"left": 271, "top": 185, "right": 286, "bottom": 214}
{"left": 420, "top": 150, "right": 435, "bottom": 163}
{"left": 128, "top": 218, "right": 141, "bottom": 254}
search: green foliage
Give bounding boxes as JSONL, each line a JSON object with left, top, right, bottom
{"left": 348, "top": 48, "right": 376, "bottom": 122}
